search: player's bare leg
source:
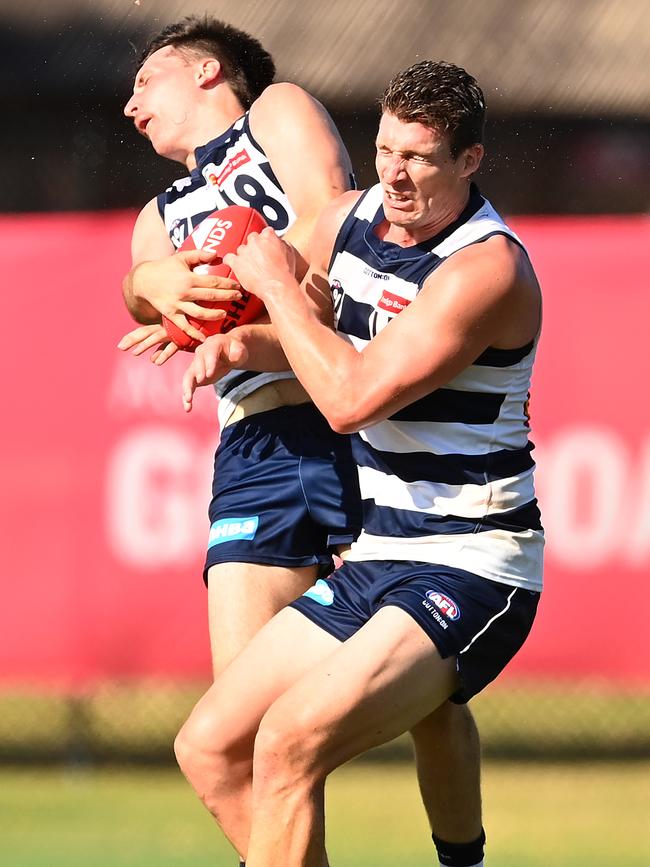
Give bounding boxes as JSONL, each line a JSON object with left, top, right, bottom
{"left": 175, "top": 607, "right": 340, "bottom": 861}
{"left": 207, "top": 561, "right": 320, "bottom": 677}
{"left": 410, "top": 702, "right": 483, "bottom": 845}
{"left": 245, "top": 605, "right": 458, "bottom": 867}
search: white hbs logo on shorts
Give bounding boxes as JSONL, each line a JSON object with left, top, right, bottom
{"left": 303, "top": 579, "right": 334, "bottom": 606}
{"left": 208, "top": 516, "right": 259, "bottom": 547}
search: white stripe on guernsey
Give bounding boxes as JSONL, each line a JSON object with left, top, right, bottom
{"left": 446, "top": 361, "right": 535, "bottom": 395}
{"left": 431, "top": 203, "right": 523, "bottom": 257}
{"left": 459, "top": 587, "right": 518, "bottom": 655}
{"left": 163, "top": 186, "right": 218, "bottom": 241}
{"left": 357, "top": 465, "right": 536, "bottom": 517}
{"left": 334, "top": 250, "right": 418, "bottom": 306}
{"left": 360, "top": 418, "right": 530, "bottom": 455}
{"left": 346, "top": 527, "right": 545, "bottom": 591}
{"left": 354, "top": 185, "right": 385, "bottom": 221}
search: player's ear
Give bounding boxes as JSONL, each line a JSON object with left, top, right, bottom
{"left": 196, "top": 58, "right": 222, "bottom": 89}
{"left": 460, "top": 143, "right": 484, "bottom": 178}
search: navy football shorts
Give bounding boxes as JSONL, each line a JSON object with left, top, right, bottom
{"left": 204, "top": 403, "right": 362, "bottom": 580}
{"left": 291, "top": 560, "right": 539, "bottom": 703}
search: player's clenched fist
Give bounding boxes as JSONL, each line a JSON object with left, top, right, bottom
{"left": 224, "top": 227, "right": 297, "bottom": 303}
{"left": 182, "top": 333, "right": 249, "bottom": 413}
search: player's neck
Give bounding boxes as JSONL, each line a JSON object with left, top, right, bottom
{"left": 382, "top": 186, "right": 471, "bottom": 247}
{"left": 184, "top": 89, "right": 247, "bottom": 171}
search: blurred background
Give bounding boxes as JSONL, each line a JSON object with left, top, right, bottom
{"left": 1, "top": 1, "right": 649, "bottom": 865}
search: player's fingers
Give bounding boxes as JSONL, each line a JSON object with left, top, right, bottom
{"left": 182, "top": 367, "right": 198, "bottom": 413}
{"left": 167, "top": 313, "right": 206, "bottom": 344}
{"left": 191, "top": 276, "right": 241, "bottom": 293}
{"left": 179, "top": 248, "right": 218, "bottom": 267}
{"left": 180, "top": 303, "right": 228, "bottom": 322}
{"left": 130, "top": 330, "right": 171, "bottom": 356}
{"left": 227, "top": 338, "right": 249, "bottom": 366}
{"left": 153, "top": 342, "right": 180, "bottom": 366}
{"left": 117, "top": 324, "right": 165, "bottom": 351}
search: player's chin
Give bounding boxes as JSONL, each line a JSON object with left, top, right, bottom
{"left": 383, "top": 198, "right": 415, "bottom": 219}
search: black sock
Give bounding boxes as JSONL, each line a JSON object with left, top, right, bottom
{"left": 432, "top": 828, "right": 486, "bottom": 866}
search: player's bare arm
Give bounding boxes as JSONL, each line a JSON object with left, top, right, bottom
{"left": 180, "top": 218, "right": 350, "bottom": 413}
{"left": 226, "top": 212, "right": 541, "bottom": 434}
{"left": 250, "top": 83, "right": 354, "bottom": 265}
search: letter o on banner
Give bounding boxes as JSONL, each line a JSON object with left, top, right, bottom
{"left": 539, "top": 427, "right": 627, "bottom": 569}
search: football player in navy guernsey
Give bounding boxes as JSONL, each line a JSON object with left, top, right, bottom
{"left": 181, "top": 60, "right": 544, "bottom": 867}
{"left": 120, "top": 18, "right": 488, "bottom": 867}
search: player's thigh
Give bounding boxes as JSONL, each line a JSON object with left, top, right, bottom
{"left": 185, "top": 606, "right": 341, "bottom": 752}
{"left": 257, "top": 604, "right": 458, "bottom": 772}
{"left": 207, "top": 561, "right": 320, "bottom": 677}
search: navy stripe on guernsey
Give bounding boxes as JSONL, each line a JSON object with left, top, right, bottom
{"left": 390, "top": 388, "right": 504, "bottom": 424}
{"left": 331, "top": 183, "right": 544, "bottom": 592}
{"left": 361, "top": 499, "right": 543, "bottom": 538}
{"left": 354, "top": 438, "right": 536, "bottom": 486}
{"left": 156, "top": 112, "right": 299, "bottom": 426}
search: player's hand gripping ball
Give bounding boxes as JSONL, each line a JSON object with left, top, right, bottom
{"left": 163, "top": 205, "right": 268, "bottom": 351}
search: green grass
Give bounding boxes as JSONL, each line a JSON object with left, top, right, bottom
{"left": 2, "top": 761, "right": 648, "bottom": 866}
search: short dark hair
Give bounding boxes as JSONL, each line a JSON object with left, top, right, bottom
{"left": 381, "top": 61, "right": 486, "bottom": 158}
{"left": 139, "top": 15, "right": 276, "bottom": 109}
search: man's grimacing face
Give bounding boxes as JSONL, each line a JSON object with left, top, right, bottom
{"left": 375, "top": 111, "right": 482, "bottom": 237}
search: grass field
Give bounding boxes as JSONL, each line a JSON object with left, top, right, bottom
{"left": 2, "top": 760, "right": 648, "bottom": 866}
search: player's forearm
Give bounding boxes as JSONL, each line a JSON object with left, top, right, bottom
{"left": 262, "top": 282, "right": 364, "bottom": 431}
{"left": 231, "top": 319, "right": 291, "bottom": 372}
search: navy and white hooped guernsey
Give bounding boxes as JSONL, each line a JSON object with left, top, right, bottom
{"left": 330, "top": 183, "right": 544, "bottom": 592}
{"left": 157, "top": 112, "right": 298, "bottom": 426}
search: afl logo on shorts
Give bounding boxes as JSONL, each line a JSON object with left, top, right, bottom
{"left": 425, "top": 590, "right": 461, "bottom": 621}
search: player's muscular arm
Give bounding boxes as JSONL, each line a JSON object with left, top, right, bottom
{"left": 226, "top": 221, "right": 540, "bottom": 434}
{"left": 250, "top": 83, "right": 354, "bottom": 269}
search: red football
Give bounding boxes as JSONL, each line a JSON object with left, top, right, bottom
{"left": 163, "top": 205, "right": 268, "bottom": 350}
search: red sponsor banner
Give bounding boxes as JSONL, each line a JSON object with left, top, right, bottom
{"left": 378, "top": 289, "right": 410, "bottom": 314}
{"left": 206, "top": 149, "right": 251, "bottom": 187}
{"left": 0, "top": 212, "right": 648, "bottom": 688}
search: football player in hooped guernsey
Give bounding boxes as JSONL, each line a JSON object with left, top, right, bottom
{"left": 120, "top": 18, "right": 482, "bottom": 865}
{"left": 182, "top": 60, "right": 544, "bottom": 867}
{"left": 119, "top": 19, "right": 490, "bottom": 867}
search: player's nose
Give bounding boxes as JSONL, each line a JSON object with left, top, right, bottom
{"left": 384, "top": 155, "right": 407, "bottom": 183}
{"left": 123, "top": 94, "right": 137, "bottom": 117}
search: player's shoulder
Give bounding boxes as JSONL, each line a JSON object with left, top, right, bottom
{"left": 457, "top": 231, "right": 529, "bottom": 282}
{"left": 253, "top": 81, "right": 317, "bottom": 110}
{"left": 323, "top": 189, "right": 365, "bottom": 223}
{"left": 428, "top": 230, "right": 536, "bottom": 307}
{"left": 311, "top": 190, "right": 365, "bottom": 248}
{"left": 249, "top": 82, "right": 325, "bottom": 130}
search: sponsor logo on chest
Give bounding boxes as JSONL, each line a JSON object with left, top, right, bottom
{"left": 204, "top": 149, "right": 251, "bottom": 187}
{"left": 377, "top": 289, "right": 411, "bottom": 315}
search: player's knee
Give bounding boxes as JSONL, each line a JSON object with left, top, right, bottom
{"left": 253, "top": 705, "right": 326, "bottom": 789}
{"left": 175, "top": 706, "right": 253, "bottom": 796}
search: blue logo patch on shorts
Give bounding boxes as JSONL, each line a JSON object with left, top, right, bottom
{"left": 208, "top": 516, "right": 259, "bottom": 547}
{"left": 303, "top": 578, "right": 334, "bottom": 606}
